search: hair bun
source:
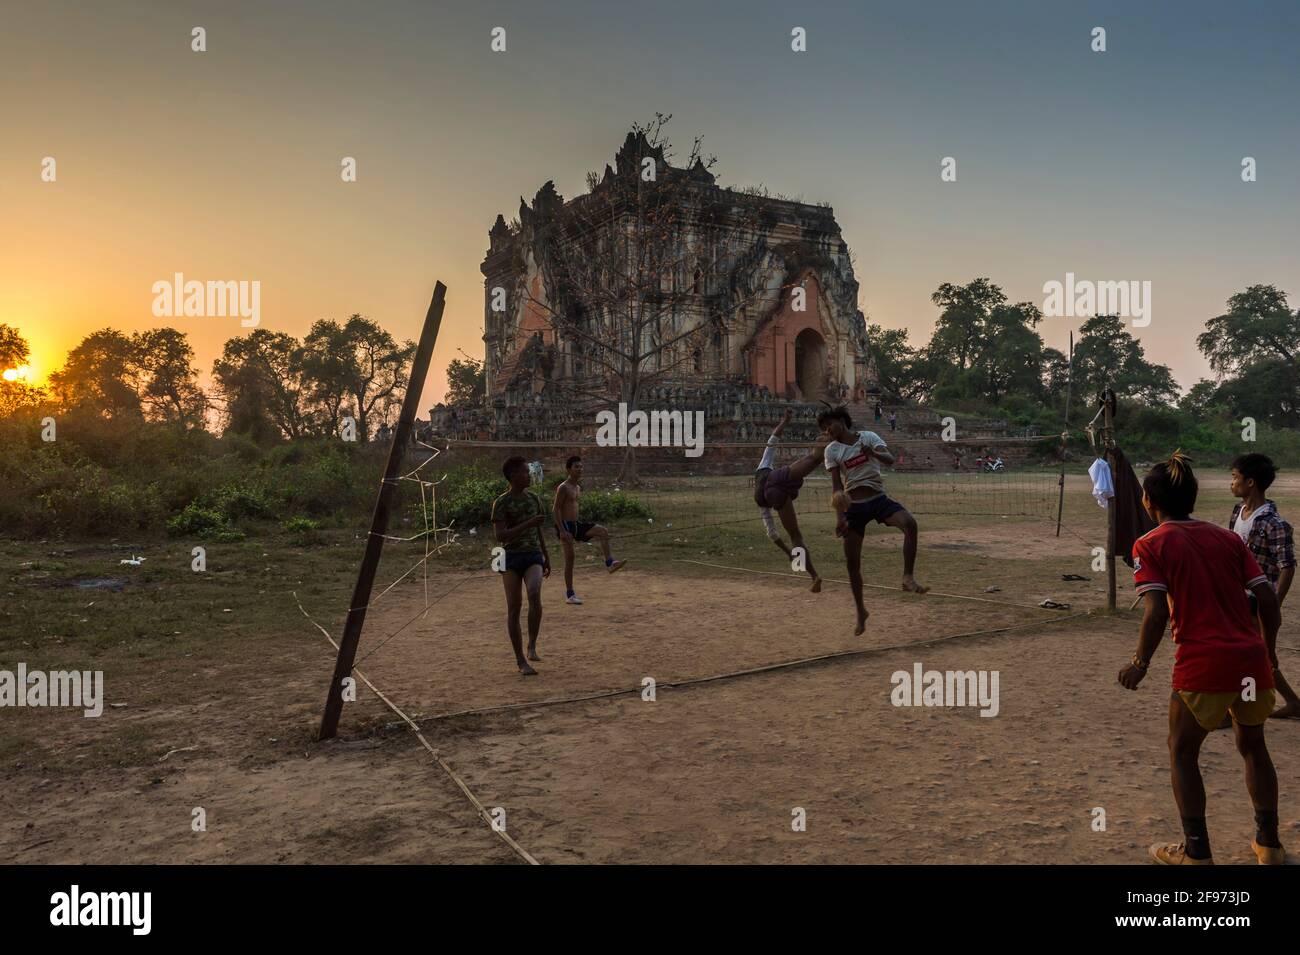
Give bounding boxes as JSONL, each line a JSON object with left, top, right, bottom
{"left": 1167, "top": 448, "right": 1193, "bottom": 485}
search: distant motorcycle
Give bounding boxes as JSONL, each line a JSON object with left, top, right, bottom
{"left": 975, "top": 456, "right": 1005, "bottom": 472}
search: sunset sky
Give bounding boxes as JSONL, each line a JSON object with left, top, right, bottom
{"left": 3, "top": 0, "right": 1297, "bottom": 409}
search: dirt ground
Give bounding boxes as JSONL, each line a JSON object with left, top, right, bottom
{"left": 9, "top": 559, "right": 1300, "bottom": 864}
{"left": 6, "top": 474, "right": 1300, "bottom": 864}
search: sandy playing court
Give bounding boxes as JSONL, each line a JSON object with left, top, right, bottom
{"left": 11, "top": 548, "right": 1299, "bottom": 865}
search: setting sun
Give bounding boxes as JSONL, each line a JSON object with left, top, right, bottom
{"left": 2, "top": 364, "right": 32, "bottom": 382}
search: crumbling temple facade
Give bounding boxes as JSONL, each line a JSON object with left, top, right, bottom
{"left": 479, "top": 132, "right": 878, "bottom": 419}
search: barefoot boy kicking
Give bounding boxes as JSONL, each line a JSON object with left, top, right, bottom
{"left": 492, "top": 455, "right": 550, "bottom": 675}
{"left": 552, "top": 455, "right": 625, "bottom": 605}
{"left": 754, "top": 407, "right": 824, "bottom": 592}
{"left": 817, "top": 405, "right": 928, "bottom": 636}
{"left": 1229, "top": 452, "right": 1299, "bottom": 719}
{"left": 1118, "top": 451, "right": 1286, "bottom": 865}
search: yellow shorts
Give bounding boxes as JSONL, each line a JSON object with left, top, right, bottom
{"left": 1177, "top": 689, "right": 1275, "bottom": 731}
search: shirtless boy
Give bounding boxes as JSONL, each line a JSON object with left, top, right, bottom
{"left": 552, "top": 455, "right": 626, "bottom": 605}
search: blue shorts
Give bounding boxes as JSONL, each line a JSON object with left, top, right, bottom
{"left": 842, "top": 495, "right": 905, "bottom": 536}
{"left": 503, "top": 550, "right": 545, "bottom": 575}
{"left": 556, "top": 520, "right": 595, "bottom": 542}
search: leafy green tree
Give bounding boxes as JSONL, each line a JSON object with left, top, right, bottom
{"left": 1214, "top": 358, "right": 1298, "bottom": 427}
{"left": 0, "top": 324, "right": 29, "bottom": 371}
{"left": 922, "top": 279, "right": 1046, "bottom": 405}
{"left": 48, "top": 329, "right": 145, "bottom": 420}
{"left": 1040, "top": 346, "right": 1071, "bottom": 409}
{"left": 978, "top": 301, "right": 1046, "bottom": 404}
{"left": 0, "top": 324, "right": 45, "bottom": 419}
{"left": 301, "top": 315, "right": 414, "bottom": 441}
{"left": 1197, "top": 285, "right": 1300, "bottom": 427}
{"left": 1178, "top": 379, "right": 1225, "bottom": 421}
{"left": 1070, "top": 314, "right": 1177, "bottom": 405}
{"left": 927, "top": 278, "right": 1007, "bottom": 374}
{"left": 136, "top": 328, "right": 207, "bottom": 427}
{"left": 863, "top": 324, "right": 927, "bottom": 401}
{"left": 445, "top": 357, "right": 486, "bottom": 406}
{"left": 213, "top": 330, "right": 312, "bottom": 441}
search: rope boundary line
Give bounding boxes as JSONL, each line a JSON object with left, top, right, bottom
{"left": 294, "top": 591, "right": 540, "bottom": 866}
{"left": 675, "top": 558, "right": 1075, "bottom": 611}
{"left": 411, "top": 609, "right": 1092, "bottom": 727}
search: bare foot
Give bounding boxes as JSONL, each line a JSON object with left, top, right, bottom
{"left": 527, "top": 646, "right": 541, "bottom": 662}
{"left": 608, "top": 559, "right": 627, "bottom": 574}
{"left": 810, "top": 577, "right": 822, "bottom": 593}
{"left": 518, "top": 661, "right": 538, "bottom": 676}
{"left": 1270, "top": 702, "right": 1300, "bottom": 720}
{"left": 854, "top": 607, "right": 869, "bottom": 636}
{"left": 902, "top": 576, "right": 929, "bottom": 594}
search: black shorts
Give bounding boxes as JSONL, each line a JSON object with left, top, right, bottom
{"left": 842, "top": 495, "right": 905, "bottom": 536}
{"left": 503, "top": 550, "right": 545, "bottom": 575}
{"left": 557, "top": 520, "right": 595, "bottom": 542}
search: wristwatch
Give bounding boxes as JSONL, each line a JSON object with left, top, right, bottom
{"left": 1131, "top": 654, "right": 1149, "bottom": 671}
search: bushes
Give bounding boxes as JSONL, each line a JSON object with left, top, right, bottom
{"left": 0, "top": 413, "right": 387, "bottom": 539}
{"left": 577, "top": 490, "right": 653, "bottom": 523}
{"left": 0, "top": 436, "right": 165, "bottom": 536}
{"left": 212, "top": 484, "right": 274, "bottom": 521}
{"left": 281, "top": 515, "right": 322, "bottom": 545}
{"left": 167, "top": 503, "right": 227, "bottom": 536}
{"left": 433, "top": 469, "right": 507, "bottom": 530}
{"left": 423, "top": 466, "right": 653, "bottom": 531}
{"left": 273, "top": 444, "right": 363, "bottom": 516}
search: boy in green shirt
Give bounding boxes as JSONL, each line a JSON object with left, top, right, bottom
{"left": 491, "top": 455, "right": 551, "bottom": 675}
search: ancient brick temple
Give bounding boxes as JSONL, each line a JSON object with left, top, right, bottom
{"left": 480, "top": 132, "right": 878, "bottom": 413}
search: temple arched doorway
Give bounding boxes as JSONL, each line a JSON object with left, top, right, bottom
{"left": 794, "top": 328, "right": 827, "bottom": 402}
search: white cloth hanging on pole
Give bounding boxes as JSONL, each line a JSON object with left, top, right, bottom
{"left": 1088, "top": 457, "right": 1114, "bottom": 508}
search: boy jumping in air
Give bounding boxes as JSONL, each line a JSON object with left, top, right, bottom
{"left": 1118, "top": 451, "right": 1286, "bottom": 865}
{"left": 1229, "top": 452, "right": 1298, "bottom": 719}
{"left": 491, "top": 455, "right": 550, "bottom": 675}
{"left": 817, "top": 405, "right": 927, "bottom": 636}
{"left": 552, "top": 455, "right": 625, "bottom": 605}
{"left": 753, "top": 407, "right": 825, "bottom": 592}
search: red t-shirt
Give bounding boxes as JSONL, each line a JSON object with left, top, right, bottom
{"left": 1132, "top": 520, "right": 1272, "bottom": 692}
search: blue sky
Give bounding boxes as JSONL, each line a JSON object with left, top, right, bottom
{"left": 3, "top": 0, "right": 1296, "bottom": 401}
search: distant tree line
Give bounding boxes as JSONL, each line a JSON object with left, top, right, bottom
{"left": 2, "top": 282, "right": 1295, "bottom": 448}
{"left": 863, "top": 280, "right": 1299, "bottom": 433}
{"left": 0, "top": 315, "right": 414, "bottom": 443}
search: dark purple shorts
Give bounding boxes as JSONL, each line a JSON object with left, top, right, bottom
{"left": 757, "top": 466, "right": 804, "bottom": 509}
{"left": 841, "top": 494, "right": 905, "bottom": 536}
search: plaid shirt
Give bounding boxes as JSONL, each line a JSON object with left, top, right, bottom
{"left": 1228, "top": 500, "right": 1295, "bottom": 589}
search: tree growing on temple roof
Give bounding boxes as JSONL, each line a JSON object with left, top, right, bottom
{"left": 492, "top": 114, "right": 866, "bottom": 482}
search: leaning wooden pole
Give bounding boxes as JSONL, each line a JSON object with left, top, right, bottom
{"left": 318, "top": 281, "right": 447, "bottom": 741}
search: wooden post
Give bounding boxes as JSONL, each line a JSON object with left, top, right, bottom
{"left": 1103, "top": 390, "right": 1117, "bottom": 612}
{"left": 1055, "top": 331, "right": 1074, "bottom": 538}
{"left": 318, "top": 282, "right": 447, "bottom": 741}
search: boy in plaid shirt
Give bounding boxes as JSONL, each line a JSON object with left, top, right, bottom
{"left": 1230, "top": 453, "right": 1298, "bottom": 718}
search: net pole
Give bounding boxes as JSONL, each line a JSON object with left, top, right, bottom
{"left": 318, "top": 281, "right": 447, "bottom": 741}
{"left": 1103, "top": 388, "right": 1117, "bottom": 612}
{"left": 1055, "top": 330, "right": 1073, "bottom": 537}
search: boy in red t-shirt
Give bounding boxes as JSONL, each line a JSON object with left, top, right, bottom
{"left": 1117, "top": 451, "right": 1285, "bottom": 865}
